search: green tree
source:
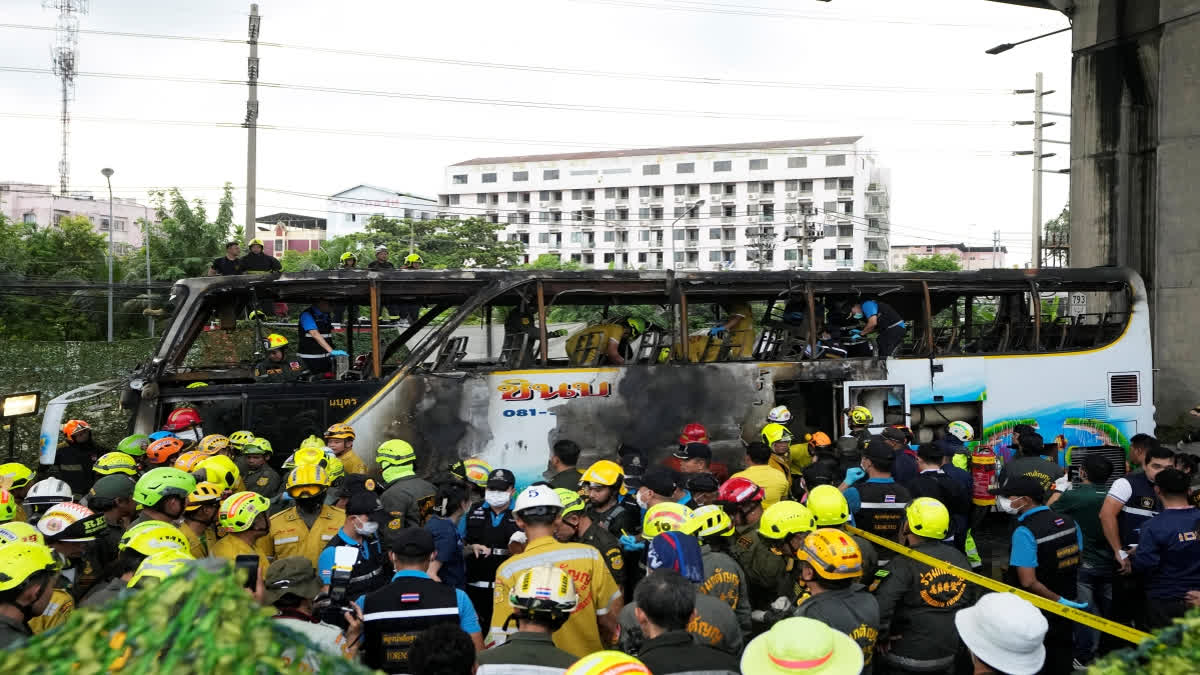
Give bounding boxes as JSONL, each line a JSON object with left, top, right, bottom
{"left": 903, "top": 253, "right": 961, "bottom": 272}
{"left": 127, "top": 185, "right": 236, "bottom": 280}
{"left": 518, "top": 253, "right": 583, "bottom": 271}
{"left": 354, "top": 216, "right": 525, "bottom": 268}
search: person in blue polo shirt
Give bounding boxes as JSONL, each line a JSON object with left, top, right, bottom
{"left": 318, "top": 491, "right": 390, "bottom": 600}
{"left": 1132, "top": 467, "right": 1200, "bottom": 628}
{"left": 296, "top": 299, "right": 348, "bottom": 374}
{"left": 841, "top": 439, "right": 912, "bottom": 558}
{"left": 848, "top": 298, "right": 906, "bottom": 358}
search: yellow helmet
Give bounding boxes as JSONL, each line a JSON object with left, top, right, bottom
{"left": 848, "top": 405, "right": 873, "bottom": 426}
{"left": 376, "top": 439, "right": 416, "bottom": 467}
{"left": 565, "top": 651, "right": 650, "bottom": 675}
{"left": 197, "top": 434, "right": 231, "bottom": 456}
{"left": 0, "top": 463, "right": 35, "bottom": 490}
{"left": 265, "top": 334, "right": 289, "bottom": 350}
{"left": 326, "top": 456, "right": 345, "bottom": 483}
{"left": 905, "top": 497, "right": 950, "bottom": 540}
{"left": 173, "top": 450, "right": 207, "bottom": 472}
{"left": 405, "top": 253, "right": 423, "bottom": 263}
{"left": 339, "top": 251, "right": 357, "bottom": 263}
{"left": 642, "top": 502, "right": 694, "bottom": 540}
{"left": 285, "top": 465, "right": 330, "bottom": 498}
{"left": 185, "top": 382, "right": 208, "bottom": 390}
{"left": 797, "top": 528, "right": 863, "bottom": 580}
{"left": 228, "top": 430, "right": 255, "bottom": 450}
{"left": 806, "top": 485, "right": 851, "bottom": 527}
{"left": 242, "top": 437, "right": 273, "bottom": 456}
{"left": 683, "top": 504, "right": 733, "bottom": 540}
{"left": 761, "top": 423, "right": 793, "bottom": 446}
{"left": 323, "top": 423, "right": 355, "bottom": 440}
{"left": 292, "top": 446, "right": 330, "bottom": 470}
{"left": 94, "top": 452, "right": 139, "bottom": 477}
{"left": 299, "top": 435, "right": 327, "bottom": 452}
{"left": 193, "top": 455, "right": 240, "bottom": 492}
{"left": 248, "top": 238, "right": 264, "bottom": 248}
{"left": 460, "top": 458, "right": 492, "bottom": 488}
{"left": 555, "top": 488, "right": 587, "bottom": 520}
{"left": 219, "top": 491, "right": 270, "bottom": 533}
{"left": 0, "top": 521, "right": 45, "bottom": 546}
{"left": 186, "top": 482, "right": 223, "bottom": 511}
{"left": 0, "top": 542, "right": 61, "bottom": 592}
{"left": 118, "top": 521, "right": 190, "bottom": 556}
{"left": 758, "top": 501, "right": 816, "bottom": 540}
{"left": 580, "top": 460, "right": 624, "bottom": 489}
{"left": 128, "top": 549, "right": 194, "bottom": 589}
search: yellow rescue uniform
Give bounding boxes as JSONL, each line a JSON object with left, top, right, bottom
{"left": 181, "top": 523, "right": 217, "bottom": 559}
{"left": 210, "top": 533, "right": 268, "bottom": 575}
{"left": 565, "top": 324, "right": 624, "bottom": 366}
{"left": 683, "top": 302, "right": 757, "bottom": 362}
{"left": 336, "top": 450, "right": 368, "bottom": 476}
{"left": 257, "top": 505, "right": 346, "bottom": 567}
{"left": 29, "top": 589, "right": 73, "bottom": 633}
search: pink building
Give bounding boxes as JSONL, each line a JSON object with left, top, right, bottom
{"left": 254, "top": 212, "right": 327, "bottom": 258}
{"left": 889, "top": 242, "right": 1008, "bottom": 270}
{"left": 0, "top": 182, "right": 155, "bottom": 254}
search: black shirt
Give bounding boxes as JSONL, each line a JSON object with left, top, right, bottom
{"left": 367, "top": 260, "right": 394, "bottom": 270}
{"left": 637, "top": 630, "right": 740, "bottom": 675}
{"left": 210, "top": 256, "right": 243, "bottom": 275}
{"left": 241, "top": 251, "right": 281, "bottom": 273}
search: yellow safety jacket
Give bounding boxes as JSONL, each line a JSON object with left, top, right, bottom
{"left": 29, "top": 589, "right": 73, "bottom": 634}
{"left": 337, "top": 450, "right": 368, "bottom": 476}
{"left": 257, "top": 505, "right": 346, "bottom": 567}
{"left": 566, "top": 324, "right": 625, "bottom": 366}
{"left": 211, "top": 533, "right": 268, "bottom": 575}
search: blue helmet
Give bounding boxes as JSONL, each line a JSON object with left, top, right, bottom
{"left": 148, "top": 431, "right": 177, "bottom": 442}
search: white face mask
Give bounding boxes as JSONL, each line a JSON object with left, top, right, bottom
{"left": 176, "top": 429, "right": 200, "bottom": 443}
{"left": 484, "top": 490, "right": 510, "bottom": 508}
{"left": 996, "top": 496, "right": 1019, "bottom": 514}
{"left": 354, "top": 518, "right": 380, "bottom": 536}
{"left": 636, "top": 491, "right": 649, "bottom": 510}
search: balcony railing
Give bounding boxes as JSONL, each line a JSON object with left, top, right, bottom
{"left": 838, "top": 188, "right": 854, "bottom": 197}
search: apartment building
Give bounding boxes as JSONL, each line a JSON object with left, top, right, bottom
{"left": 438, "top": 137, "right": 891, "bottom": 271}
{"left": 889, "top": 242, "right": 1008, "bottom": 271}
{"left": 0, "top": 181, "right": 155, "bottom": 254}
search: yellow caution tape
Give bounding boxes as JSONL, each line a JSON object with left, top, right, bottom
{"left": 846, "top": 525, "right": 1153, "bottom": 645}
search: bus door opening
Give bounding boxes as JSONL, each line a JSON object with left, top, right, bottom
{"left": 773, "top": 379, "right": 837, "bottom": 440}
{"left": 843, "top": 381, "right": 910, "bottom": 437}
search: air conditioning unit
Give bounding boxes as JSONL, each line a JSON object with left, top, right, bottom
{"left": 640, "top": 197, "right": 651, "bottom": 204}
{"left": 748, "top": 193, "right": 759, "bottom": 200}
{"left": 674, "top": 196, "right": 684, "bottom": 203}
{"left": 539, "top": 201, "right": 549, "bottom": 208}
{"left": 786, "top": 214, "right": 797, "bottom": 222}
{"left": 747, "top": 216, "right": 759, "bottom": 224}
{"left": 746, "top": 227, "right": 761, "bottom": 236}
{"left": 786, "top": 191, "right": 797, "bottom": 199}
{"left": 785, "top": 226, "right": 800, "bottom": 238}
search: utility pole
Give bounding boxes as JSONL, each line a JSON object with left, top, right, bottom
{"left": 144, "top": 219, "right": 154, "bottom": 335}
{"left": 992, "top": 229, "right": 1000, "bottom": 268}
{"left": 101, "top": 167, "right": 114, "bottom": 342}
{"left": 244, "top": 4, "right": 260, "bottom": 235}
{"left": 1014, "top": 73, "right": 1060, "bottom": 269}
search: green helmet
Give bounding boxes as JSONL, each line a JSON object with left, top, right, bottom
{"left": 133, "top": 468, "right": 197, "bottom": 508}
{"left": 340, "top": 251, "right": 357, "bottom": 263}
{"left": 228, "top": 430, "right": 255, "bottom": 450}
{"left": 242, "top": 437, "right": 273, "bottom": 455}
{"left": 624, "top": 317, "right": 646, "bottom": 338}
{"left": 555, "top": 488, "right": 586, "bottom": 519}
{"left": 376, "top": 439, "right": 416, "bottom": 467}
{"left": 117, "top": 434, "right": 151, "bottom": 457}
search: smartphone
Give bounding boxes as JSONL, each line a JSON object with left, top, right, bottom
{"left": 235, "top": 554, "right": 259, "bottom": 590}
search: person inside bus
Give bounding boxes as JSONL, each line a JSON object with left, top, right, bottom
{"left": 848, "top": 298, "right": 906, "bottom": 358}
{"left": 297, "top": 299, "right": 348, "bottom": 375}
{"left": 565, "top": 317, "right": 645, "bottom": 366}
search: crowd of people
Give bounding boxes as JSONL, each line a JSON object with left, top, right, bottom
{"left": 0, "top": 405, "right": 1197, "bottom": 675}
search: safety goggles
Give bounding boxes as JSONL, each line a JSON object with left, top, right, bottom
{"left": 288, "top": 484, "right": 324, "bottom": 499}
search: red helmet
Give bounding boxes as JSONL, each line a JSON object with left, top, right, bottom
{"left": 717, "top": 477, "right": 764, "bottom": 505}
{"left": 163, "top": 407, "right": 203, "bottom": 432}
{"left": 678, "top": 423, "right": 709, "bottom": 446}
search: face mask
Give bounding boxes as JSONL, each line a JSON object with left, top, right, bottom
{"left": 295, "top": 495, "right": 325, "bottom": 513}
{"left": 484, "top": 490, "right": 510, "bottom": 508}
{"left": 636, "top": 491, "right": 649, "bottom": 510}
{"left": 996, "top": 496, "right": 1019, "bottom": 514}
{"left": 355, "top": 519, "right": 380, "bottom": 536}
{"left": 853, "top": 312, "right": 864, "bottom": 320}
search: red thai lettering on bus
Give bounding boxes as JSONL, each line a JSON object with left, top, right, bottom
{"left": 498, "top": 379, "right": 613, "bottom": 402}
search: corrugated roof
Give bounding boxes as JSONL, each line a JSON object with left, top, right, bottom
{"left": 329, "top": 184, "right": 438, "bottom": 203}
{"left": 449, "top": 136, "right": 864, "bottom": 167}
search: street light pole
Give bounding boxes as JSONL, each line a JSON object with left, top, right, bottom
{"left": 144, "top": 218, "right": 154, "bottom": 336}
{"left": 101, "top": 167, "right": 114, "bottom": 342}
{"left": 666, "top": 198, "right": 705, "bottom": 271}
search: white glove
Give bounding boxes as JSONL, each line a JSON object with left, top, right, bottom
{"left": 1054, "top": 474, "right": 1072, "bottom": 492}
{"left": 770, "top": 596, "right": 792, "bottom": 612}
{"left": 750, "top": 610, "right": 767, "bottom": 622}
{"left": 509, "top": 531, "right": 527, "bottom": 545}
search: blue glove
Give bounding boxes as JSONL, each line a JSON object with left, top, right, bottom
{"left": 708, "top": 326, "right": 726, "bottom": 337}
{"left": 328, "top": 350, "right": 349, "bottom": 357}
{"left": 843, "top": 467, "right": 866, "bottom": 484}
{"left": 619, "top": 534, "right": 646, "bottom": 552}
{"left": 1058, "top": 597, "right": 1088, "bottom": 610}
{"left": 849, "top": 329, "right": 862, "bottom": 337}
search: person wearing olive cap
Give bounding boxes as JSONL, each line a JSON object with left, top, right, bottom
{"left": 83, "top": 474, "right": 137, "bottom": 572}
{"left": 265, "top": 556, "right": 362, "bottom": 662}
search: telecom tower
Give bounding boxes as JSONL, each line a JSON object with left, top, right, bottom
{"left": 45, "top": 0, "right": 88, "bottom": 196}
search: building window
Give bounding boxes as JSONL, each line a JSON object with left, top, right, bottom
{"left": 824, "top": 248, "right": 836, "bottom": 260}
{"left": 724, "top": 184, "right": 736, "bottom": 196}
{"left": 617, "top": 208, "right": 629, "bottom": 221}
{"left": 477, "top": 194, "right": 488, "bottom": 204}
{"left": 552, "top": 211, "right": 563, "bottom": 222}
{"left": 508, "top": 192, "right": 519, "bottom": 203}
{"left": 513, "top": 171, "right": 529, "bottom": 182}
{"left": 651, "top": 207, "right": 663, "bottom": 220}
{"left": 674, "top": 206, "right": 686, "bottom": 219}
{"left": 674, "top": 184, "right": 686, "bottom": 196}
{"left": 643, "top": 164, "right": 661, "bottom": 175}
{"left": 605, "top": 187, "right": 616, "bottom": 199}
{"left": 824, "top": 178, "right": 839, "bottom": 190}
{"left": 538, "top": 233, "right": 550, "bottom": 244}
{"left": 22, "top": 212, "right": 36, "bottom": 224}
{"left": 762, "top": 203, "right": 775, "bottom": 221}
{"left": 448, "top": 194, "right": 460, "bottom": 205}
{"left": 452, "top": 174, "right": 468, "bottom": 184}
{"left": 539, "top": 190, "right": 551, "bottom": 201}
{"left": 800, "top": 180, "right": 813, "bottom": 192}
{"left": 604, "top": 209, "right": 616, "bottom": 221}
{"left": 99, "top": 218, "right": 110, "bottom": 230}
{"left": 823, "top": 201, "right": 838, "bottom": 215}
{"left": 713, "top": 160, "right": 732, "bottom": 172}
{"left": 840, "top": 178, "right": 854, "bottom": 190}
{"left": 785, "top": 179, "right": 799, "bottom": 191}
{"left": 708, "top": 227, "right": 722, "bottom": 240}
{"left": 710, "top": 183, "right": 722, "bottom": 194}
{"left": 676, "top": 162, "right": 695, "bottom": 174}
{"left": 784, "top": 249, "right": 798, "bottom": 261}
{"left": 688, "top": 184, "right": 700, "bottom": 197}
{"left": 825, "top": 154, "right": 847, "bottom": 167}
{"left": 761, "top": 181, "right": 775, "bottom": 194}
{"left": 709, "top": 250, "right": 722, "bottom": 262}
{"left": 618, "top": 187, "right": 629, "bottom": 199}
{"left": 638, "top": 229, "right": 650, "bottom": 241}
{"left": 571, "top": 170, "right": 598, "bottom": 176}
{"left": 652, "top": 186, "right": 664, "bottom": 198}
{"left": 787, "top": 156, "right": 807, "bottom": 169}
{"left": 275, "top": 239, "right": 285, "bottom": 252}
{"left": 482, "top": 172, "right": 497, "bottom": 183}
{"left": 539, "top": 211, "right": 549, "bottom": 223}
{"left": 522, "top": 192, "right": 531, "bottom": 203}
{"left": 544, "top": 169, "right": 559, "bottom": 180}
{"left": 639, "top": 208, "right": 650, "bottom": 221}
{"left": 749, "top": 158, "right": 768, "bottom": 170}
{"left": 723, "top": 204, "right": 735, "bottom": 217}
{"left": 603, "top": 231, "right": 615, "bottom": 242}
{"left": 638, "top": 252, "right": 647, "bottom": 263}
{"left": 747, "top": 204, "right": 760, "bottom": 217}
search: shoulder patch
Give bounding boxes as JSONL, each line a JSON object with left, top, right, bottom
{"left": 256, "top": 477, "right": 270, "bottom": 487}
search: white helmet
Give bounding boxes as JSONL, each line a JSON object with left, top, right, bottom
{"left": 767, "top": 405, "right": 792, "bottom": 424}
{"left": 375, "top": 244, "right": 388, "bottom": 253}
{"left": 947, "top": 421, "right": 974, "bottom": 443}
{"left": 25, "top": 478, "right": 72, "bottom": 505}
{"left": 513, "top": 485, "right": 563, "bottom": 514}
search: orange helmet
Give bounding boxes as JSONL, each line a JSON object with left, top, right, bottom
{"left": 807, "top": 431, "right": 833, "bottom": 448}
{"left": 678, "top": 423, "right": 709, "bottom": 446}
{"left": 163, "top": 408, "right": 202, "bottom": 432}
{"left": 62, "top": 419, "right": 91, "bottom": 438}
{"left": 146, "top": 437, "right": 186, "bottom": 465}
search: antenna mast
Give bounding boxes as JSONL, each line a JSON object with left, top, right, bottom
{"left": 44, "top": 0, "right": 88, "bottom": 197}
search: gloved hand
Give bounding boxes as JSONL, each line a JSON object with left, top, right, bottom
{"left": 329, "top": 350, "right": 349, "bottom": 358}
{"left": 1058, "top": 597, "right": 1088, "bottom": 610}
{"left": 750, "top": 610, "right": 768, "bottom": 623}
{"left": 843, "top": 467, "right": 866, "bottom": 484}
{"left": 619, "top": 534, "right": 646, "bottom": 552}
{"left": 1053, "top": 474, "right": 1072, "bottom": 493}
{"left": 708, "top": 325, "right": 727, "bottom": 337}
{"left": 770, "top": 596, "right": 792, "bottom": 613}
{"left": 508, "top": 531, "right": 527, "bottom": 546}
{"left": 849, "top": 329, "right": 862, "bottom": 338}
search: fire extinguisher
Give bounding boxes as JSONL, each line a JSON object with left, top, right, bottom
{"left": 970, "top": 444, "right": 997, "bottom": 506}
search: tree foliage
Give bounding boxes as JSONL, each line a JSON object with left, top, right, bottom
{"left": 125, "top": 183, "right": 237, "bottom": 280}
{"left": 903, "top": 253, "right": 961, "bottom": 272}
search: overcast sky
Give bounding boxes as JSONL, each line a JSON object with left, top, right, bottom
{"left": 0, "top": 0, "right": 1071, "bottom": 263}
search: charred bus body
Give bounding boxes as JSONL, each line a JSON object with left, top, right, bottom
{"left": 41, "top": 267, "right": 1153, "bottom": 487}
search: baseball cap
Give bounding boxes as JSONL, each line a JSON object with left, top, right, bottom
{"left": 989, "top": 475, "right": 1045, "bottom": 498}
{"left": 88, "top": 474, "right": 136, "bottom": 501}
{"left": 335, "top": 474, "right": 379, "bottom": 501}
{"left": 647, "top": 531, "right": 704, "bottom": 583}
{"left": 486, "top": 468, "right": 516, "bottom": 490}
{"left": 384, "top": 526, "right": 436, "bottom": 557}
{"left": 345, "top": 491, "right": 382, "bottom": 517}
{"left": 673, "top": 443, "right": 712, "bottom": 461}
{"left": 641, "top": 466, "right": 679, "bottom": 498}
{"left": 880, "top": 426, "right": 908, "bottom": 444}
{"left": 685, "top": 472, "right": 720, "bottom": 494}
{"left": 954, "top": 593, "right": 1047, "bottom": 675}
{"left": 264, "top": 556, "right": 322, "bottom": 604}
{"left": 863, "top": 438, "right": 893, "bottom": 462}
{"left": 916, "top": 443, "right": 945, "bottom": 462}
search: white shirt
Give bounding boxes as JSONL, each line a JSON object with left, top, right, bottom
{"left": 1107, "top": 477, "right": 1133, "bottom": 504}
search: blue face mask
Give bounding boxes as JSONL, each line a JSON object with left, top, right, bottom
{"left": 853, "top": 312, "right": 864, "bottom": 320}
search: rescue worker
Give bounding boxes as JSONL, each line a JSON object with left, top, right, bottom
{"left": 475, "top": 566, "right": 579, "bottom": 673}
{"left": 23, "top": 478, "right": 72, "bottom": 523}
{"left": 359, "top": 526, "right": 484, "bottom": 672}
{"left": 882, "top": 425, "right": 919, "bottom": 485}
{"left": 403, "top": 253, "right": 423, "bottom": 269}
{"left": 144, "top": 437, "right": 185, "bottom": 471}
{"left": 546, "top": 439, "right": 584, "bottom": 490}
{"left": 555, "top": 488, "right": 625, "bottom": 588}
{"left": 848, "top": 297, "right": 907, "bottom": 358}
{"left": 806, "top": 484, "right": 879, "bottom": 581}
{"left": 82, "top": 474, "right": 137, "bottom": 570}
{"left": 317, "top": 490, "right": 389, "bottom": 601}
{"left": 425, "top": 482, "right": 471, "bottom": 589}
{"left": 692, "top": 300, "right": 756, "bottom": 362}
{"left": 376, "top": 439, "right": 437, "bottom": 528}
{"left": 115, "top": 434, "right": 151, "bottom": 473}
{"left": 193, "top": 454, "right": 242, "bottom": 495}
{"left": 323, "top": 423, "right": 367, "bottom": 476}
{"left": 338, "top": 251, "right": 358, "bottom": 269}
{"left": 0, "top": 463, "right": 35, "bottom": 523}
{"left": 81, "top": 521, "right": 190, "bottom": 609}
{"left": 259, "top": 465, "right": 346, "bottom": 568}
{"left": 35, "top": 502, "right": 107, "bottom": 599}
{"left": 843, "top": 438, "right": 912, "bottom": 560}
{"left": 490, "top": 486, "right": 623, "bottom": 658}
{"left": 997, "top": 432, "right": 1065, "bottom": 496}
{"left": 241, "top": 238, "right": 282, "bottom": 273}
{"left": 908, "top": 443, "right": 972, "bottom": 551}
{"left": 55, "top": 419, "right": 105, "bottom": 496}
{"left": 760, "top": 423, "right": 795, "bottom": 481}
{"left": 463, "top": 468, "right": 519, "bottom": 627}
{"left": 130, "top": 468, "right": 196, "bottom": 528}
{"left": 845, "top": 405, "right": 874, "bottom": 449}
{"left": 684, "top": 473, "right": 721, "bottom": 508}
{"left": 241, "top": 437, "right": 282, "bottom": 498}
{"left": 367, "top": 244, "right": 393, "bottom": 270}
{"left": 211, "top": 491, "right": 271, "bottom": 573}
{"left": 738, "top": 500, "right": 817, "bottom": 613}
{"left": 993, "top": 475, "right": 1085, "bottom": 674}
{"left": 179, "top": 482, "right": 221, "bottom": 558}
{"left": 793, "top": 528, "right": 881, "bottom": 675}
{"left": 565, "top": 316, "right": 645, "bottom": 366}
{"left": 1131, "top": 467, "right": 1200, "bottom": 628}
{"left": 801, "top": 435, "right": 844, "bottom": 497}
{"left": 874, "top": 497, "right": 976, "bottom": 674}
{"left": 626, "top": 567, "right": 742, "bottom": 672}
{"left": 581, "top": 460, "right": 640, "bottom": 539}
{"left": 254, "top": 333, "right": 305, "bottom": 381}
{"left": 93, "top": 452, "right": 137, "bottom": 479}
{"left": 730, "top": 442, "right": 789, "bottom": 509}
{"left": 719, "top": 477, "right": 765, "bottom": 536}
{"left": 0, "top": 542, "right": 62, "bottom": 647}
{"left": 685, "top": 505, "right": 751, "bottom": 634}
{"left": 208, "top": 241, "right": 242, "bottom": 276}
{"left": 161, "top": 406, "right": 204, "bottom": 446}
{"left": 297, "top": 299, "right": 348, "bottom": 374}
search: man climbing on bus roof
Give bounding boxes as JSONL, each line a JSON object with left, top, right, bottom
{"left": 848, "top": 297, "right": 906, "bottom": 359}
{"left": 296, "top": 298, "right": 347, "bottom": 375}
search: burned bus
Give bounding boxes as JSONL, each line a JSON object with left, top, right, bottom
{"left": 40, "top": 267, "right": 1154, "bottom": 487}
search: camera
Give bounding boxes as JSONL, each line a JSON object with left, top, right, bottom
{"left": 316, "top": 546, "right": 357, "bottom": 629}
